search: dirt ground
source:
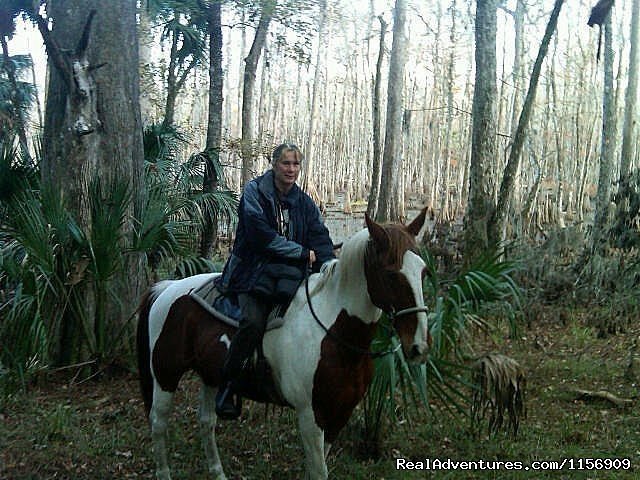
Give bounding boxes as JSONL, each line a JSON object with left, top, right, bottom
{"left": 2, "top": 302, "right": 639, "bottom": 480}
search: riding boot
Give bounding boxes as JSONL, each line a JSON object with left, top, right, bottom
{"left": 216, "top": 293, "right": 270, "bottom": 420}
{"left": 215, "top": 322, "right": 261, "bottom": 419}
{"left": 215, "top": 341, "right": 247, "bottom": 419}
{"left": 215, "top": 380, "right": 242, "bottom": 420}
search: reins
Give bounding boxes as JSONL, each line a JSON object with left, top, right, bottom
{"left": 303, "top": 267, "right": 429, "bottom": 359}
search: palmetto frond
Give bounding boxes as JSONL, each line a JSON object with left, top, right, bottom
{"left": 0, "top": 140, "right": 37, "bottom": 209}
{"left": 143, "top": 122, "right": 189, "bottom": 164}
{"left": 361, "top": 248, "right": 521, "bottom": 452}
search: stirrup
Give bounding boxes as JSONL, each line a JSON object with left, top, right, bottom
{"left": 215, "top": 383, "right": 242, "bottom": 420}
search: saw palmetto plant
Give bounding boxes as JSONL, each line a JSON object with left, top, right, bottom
{"left": 360, "top": 248, "right": 521, "bottom": 455}
{"left": 0, "top": 127, "right": 237, "bottom": 388}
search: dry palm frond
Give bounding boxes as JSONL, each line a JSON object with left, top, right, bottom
{"left": 572, "top": 388, "right": 633, "bottom": 407}
{"left": 471, "top": 353, "right": 526, "bottom": 436}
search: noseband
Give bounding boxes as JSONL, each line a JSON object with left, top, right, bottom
{"left": 304, "top": 270, "right": 429, "bottom": 359}
{"left": 387, "top": 305, "right": 431, "bottom": 320}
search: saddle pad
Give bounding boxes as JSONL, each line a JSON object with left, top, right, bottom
{"left": 189, "top": 281, "right": 286, "bottom": 331}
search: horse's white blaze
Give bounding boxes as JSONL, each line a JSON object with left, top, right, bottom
{"left": 400, "top": 250, "right": 429, "bottom": 356}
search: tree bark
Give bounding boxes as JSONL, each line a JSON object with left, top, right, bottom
{"left": 41, "top": 1, "right": 144, "bottom": 362}
{"left": 440, "top": 0, "right": 457, "bottom": 221}
{"left": 376, "top": 0, "right": 407, "bottom": 223}
{"left": 302, "top": 0, "right": 327, "bottom": 198}
{"left": 591, "top": 12, "right": 616, "bottom": 254}
{"left": 464, "top": 0, "right": 497, "bottom": 259}
{"left": 0, "top": 36, "right": 32, "bottom": 162}
{"left": 508, "top": 0, "right": 525, "bottom": 137}
{"left": 489, "top": 0, "right": 565, "bottom": 244}
{"left": 366, "top": 16, "right": 387, "bottom": 219}
{"left": 161, "top": 9, "right": 201, "bottom": 130}
{"left": 138, "top": 4, "right": 155, "bottom": 125}
{"left": 200, "top": 0, "right": 223, "bottom": 258}
{"left": 620, "top": 0, "right": 639, "bottom": 180}
{"left": 241, "top": 2, "right": 274, "bottom": 187}
{"left": 162, "top": 11, "right": 180, "bottom": 129}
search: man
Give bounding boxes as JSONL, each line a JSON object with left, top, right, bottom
{"left": 215, "top": 143, "right": 335, "bottom": 419}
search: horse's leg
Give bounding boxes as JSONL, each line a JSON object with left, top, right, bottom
{"left": 297, "top": 408, "right": 328, "bottom": 480}
{"left": 150, "top": 386, "right": 175, "bottom": 480}
{"left": 199, "top": 384, "right": 227, "bottom": 480}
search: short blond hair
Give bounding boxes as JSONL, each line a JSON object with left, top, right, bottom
{"left": 272, "top": 143, "right": 303, "bottom": 165}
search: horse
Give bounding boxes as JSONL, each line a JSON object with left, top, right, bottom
{"left": 137, "top": 210, "right": 431, "bottom": 480}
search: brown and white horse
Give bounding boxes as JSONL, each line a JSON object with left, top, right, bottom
{"left": 137, "top": 210, "right": 430, "bottom": 480}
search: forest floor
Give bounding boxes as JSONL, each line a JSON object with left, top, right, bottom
{"left": 2, "top": 303, "right": 639, "bottom": 480}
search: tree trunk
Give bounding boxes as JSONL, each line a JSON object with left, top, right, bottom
{"left": 162, "top": 13, "right": 180, "bottom": 129}
{"left": 160, "top": 9, "right": 202, "bottom": 130}
{"left": 200, "top": 1, "right": 223, "bottom": 259}
{"left": 138, "top": 4, "right": 155, "bottom": 125}
{"left": 464, "top": 0, "right": 497, "bottom": 260}
{"left": 302, "top": 0, "right": 327, "bottom": 198}
{"left": 508, "top": 0, "right": 525, "bottom": 137}
{"left": 40, "top": 2, "right": 144, "bottom": 362}
{"left": 440, "top": 0, "right": 457, "bottom": 221}
{"left": 620, "top": 0, "right": 639, "bottom": 180}
{"left": 0, "top": 36, "right": 32, "bottom": 162}
{"left": 489, "top": 0, "right": 565, "bottom": 244}
{"left": 591, "top": 12, "right": 616, "bottom": 254}
{"left": 366, "top": 16, "right": 387, "bottom": 219}
{"left": 376, "top": 0, "right": 407, "bottom": 223}
{"left": 241, "top": 2, "right": 274, "bottom": 187}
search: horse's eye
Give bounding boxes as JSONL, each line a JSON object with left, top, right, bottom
{"left": 381, "top": 269, "right": 395, "bottom": 282}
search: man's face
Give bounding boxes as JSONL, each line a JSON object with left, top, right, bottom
{"left": 273, "top": 150, "right": 301, "bottom": 191}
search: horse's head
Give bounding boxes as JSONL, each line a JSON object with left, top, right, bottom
{"left": 364, "top": 209, "right": 430, "bottom": 362}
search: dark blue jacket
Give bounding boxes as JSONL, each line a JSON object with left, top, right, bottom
{"left": 217, "top": 169, "right": 335, "bottom": 294}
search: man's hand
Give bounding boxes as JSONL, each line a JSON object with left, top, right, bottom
{"left": 309, "top": 250, "right": 316, "bottom": 266}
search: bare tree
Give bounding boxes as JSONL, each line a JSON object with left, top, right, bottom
{"left": 591, "top": 10, "right": 616, "bottom": 253}
{"left": 489, "top": 0, "right": 565, "bottom": 244}
{"left": 0, "top": 34, "right": 31, "bottom": 162}
{"left": 200, "top": 0, "right": 223, "bottom": 258}
{"left": 366, "top": 15, "right": 387, "bottom": 219}
{"left": 302, "top": 0, "right": 327, "bottom": 199}
{"left": 241, "top": 1, "right": 274, "bottom": 186}
{"left": 620, "top": 0, "right": 639, "bottom": 181}
{"left": 376, "top": 0, "right": 407, "bottom": 223}
{"left": 464, "top": 0, "right": 497, "bottom": 259}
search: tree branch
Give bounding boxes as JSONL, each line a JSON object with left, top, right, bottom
{"left": 75, "top": 10, "right": 97, "bottom": 56}
{"left": 33, "top": 11, "right": 72, "bottom": 86}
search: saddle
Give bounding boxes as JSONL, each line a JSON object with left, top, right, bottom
{"left": 189, "top": 280, "right": 286, "bottom": 331}
{"left": 189, "top": 281, "right": 290, "bottom": 407}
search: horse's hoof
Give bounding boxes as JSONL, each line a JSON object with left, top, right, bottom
{"left": 156, "top": 468, "right": 171, "bottom": 480}
{"left": 210, "top": 465, "right": 227, "bottom": 480}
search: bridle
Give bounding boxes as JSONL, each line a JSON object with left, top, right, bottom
{"left": 303, "top": 268, "right": 429, "bottom": 359}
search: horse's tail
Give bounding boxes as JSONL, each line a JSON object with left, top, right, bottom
{"left": 136, "top": 281, "right": 171, "bottom": 417}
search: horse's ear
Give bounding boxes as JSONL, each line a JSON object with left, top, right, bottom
{"left": 365, "top": 213, "right": 390, "bottom": 251}
{"left": 407, "top": 207, "right": 428, "bottom": 236}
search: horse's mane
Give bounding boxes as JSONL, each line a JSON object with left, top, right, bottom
{"left": 298, "top": 228, "right": 370, "bottom": 301}
{"left": 151, "top": 280, "right": 173, "bottom": 302}
{"left": 296, "top": 224, "right": 416, "bottom": 305}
